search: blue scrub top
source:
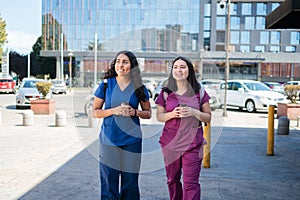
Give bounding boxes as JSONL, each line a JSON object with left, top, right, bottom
{"left": 94, "top": 77, "right": 149, "bottom": 146}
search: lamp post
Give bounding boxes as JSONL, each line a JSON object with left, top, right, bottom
{"left": 220, "top": 0, "right": 231, "bottom": 117}
{"left": 68, "top": 51, "right": 73, "bottom": 91}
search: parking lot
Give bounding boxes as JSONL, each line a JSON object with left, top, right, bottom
{"left": 0, "top": 91, "right": 300, "bottom": 200}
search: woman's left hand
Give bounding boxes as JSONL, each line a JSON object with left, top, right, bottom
{"left": 178, "top": 106, "right": 193, "bottom": 118}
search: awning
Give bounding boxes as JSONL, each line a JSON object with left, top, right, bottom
{"left": 266, "top": 0, "right": 300, "bottom": 29}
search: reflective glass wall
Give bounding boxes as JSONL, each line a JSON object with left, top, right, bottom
{"left": 42, "top": 0, "right": 200, "bottom": 52}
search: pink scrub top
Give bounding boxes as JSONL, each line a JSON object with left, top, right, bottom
{"left": 155, "top": 89, "right": 210, "bottom": 151}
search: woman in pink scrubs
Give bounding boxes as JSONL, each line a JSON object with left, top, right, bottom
{"left": 155, "top": 56, "right": 211, "bottom": 200}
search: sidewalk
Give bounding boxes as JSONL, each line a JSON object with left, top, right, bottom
{"left": 0, "top": 107, "right": 299, "bottom": 200}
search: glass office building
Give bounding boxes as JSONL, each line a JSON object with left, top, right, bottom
{"left": 41, "top": 0, "right": 300, "bottom": 85}
{"left": 42, "top": 0, "right": 200, "bottom": 52}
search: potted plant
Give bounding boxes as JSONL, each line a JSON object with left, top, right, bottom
{"left": 277, "top": 85, "right": 300, "bottom": 120}
{"left": 30, "top": 81, "right": 56, "bottom": 115}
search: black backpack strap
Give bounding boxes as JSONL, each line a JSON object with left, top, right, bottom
{"left": 162, "top": 87, "right": 172, "bottom": 102}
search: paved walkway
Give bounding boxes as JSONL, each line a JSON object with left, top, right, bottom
{"left": 0, "top": 105, "right": 299, "bottom": 200}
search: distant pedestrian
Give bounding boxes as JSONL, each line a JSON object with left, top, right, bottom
{"left": 93, "top": 50, "right": 151, "bottom": 200}
{"left": 155, "top": 56, "right": 211, "bottom": 199}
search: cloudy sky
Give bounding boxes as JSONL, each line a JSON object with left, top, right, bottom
{"left": 0, "top": 0, "right": 41, "bottom": 55}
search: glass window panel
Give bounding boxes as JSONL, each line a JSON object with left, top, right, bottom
{"left": 241, "top": 31, "right": 250, "bottom": 44}
{"left": 204, "top": 18, "right": 211, "bottom": 30}
{"left": 270, "top": 46, "right": 280, "bottom": 52}
{"left": 285, "top": 46, "right": 296, "bottom": 52}
{"left": 240, "top": 45, "right": 250, "bottom": 52}
{"left": 260, "top": 31, "right": 269, "bottom": 44}
{"left": 204, "top": 3, "right": 211, "bottom": 16}
{"left": 255, "top": 46, "right": 265, "bottom": 52}
{"left": 257, "top": 3, "right": 267, "bottom": 15}
{"left": 241, "top": 3, "right": 251, "bottom": 15}
{"left": 270, "top": 31, "right": 280, "bottom": 44}
{"left": 230, "top": 31, "right": 240, "bottom": 44}
{"left": 216, "top": 17, "right": 226, "bottom": 29}
{"left": 255, "top": 17, "right": 265, "bottom": 30}
{"left": 272, "top": 3, "right": 280, "bottom": 11}
{"left": 291, "top": 32, "right": 300, "bottom": 44}
{"left": 231, "top": 16, "right": 240, "bottom": 29}
{"left": 245, "top": 17, "right": 255, "bottom": 30}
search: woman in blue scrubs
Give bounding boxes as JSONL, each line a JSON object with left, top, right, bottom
{"left": 93, "top": 51, "right": 151, "bottom": 200}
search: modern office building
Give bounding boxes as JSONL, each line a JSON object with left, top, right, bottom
{"left": 40, "top": 0, "right": 300, "bottom": 86}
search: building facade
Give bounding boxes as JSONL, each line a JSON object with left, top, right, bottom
{"left": 41, "top": 0, "right": 300, "bottom": 85}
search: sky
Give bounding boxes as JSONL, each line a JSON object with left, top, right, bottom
{"left": 0, "top": 0, "right": 41, "bottom": 55}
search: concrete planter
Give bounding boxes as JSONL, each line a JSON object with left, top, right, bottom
{"left": 277, "top": 103, "right": 300, "bottom": 120}
{"left": 30, "top": 99, "right": 56, "bottom": 115}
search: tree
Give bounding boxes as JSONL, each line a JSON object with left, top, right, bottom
{"left": 32, "top": 36, "right": 56, "bottom": 78}
{"left": 0, "top": 15, "right": 8, "bottom": 69}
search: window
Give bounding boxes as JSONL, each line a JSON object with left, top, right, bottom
{"left": 204, "top": 18, "right": 211, "bottom": 30}
{"left": 204, "top": 3, "right": 211, "bottom": 16}
{"left": 230, "top": 31, "right": 240, "bottom": 44}
{"left": 241, "top": 3, "right": 252, "bottom": 15}
{"left": 270, "top": 46, "right": 280, "bottom": 52}
{"left": 216, "top": 17, "right": 226, "bottom": 29}
{"left": 216, "top": 31, "right": 225, "bottom": 43}
{"left": 272, "top": 3, "right": 280, "bottom": 11}
{"left": 240, "top": 45, "right": 250, "bottom": 52}
{"left": 291, "top": 32, "right": 300, "bottom": 44}
{"left": 255, "top": 17, "right": 265, "bottom": 30}
{"left": 255, "top": 46, "right": 265, "bottom": 52}
{"left": 231, "top": 16, "right": 240, "bottom": 29}
{"left": 257, "top": 3, "right": 267, "bottom": 15}
{"left": 241, "top": 31, "right": 250, "bottom": 44}
{"left": 270, "top": 31, "right": 280, "bottom": 44}
{"left": 260, "top": 31, "right": 269, "bottom": 44}
{"left": 245, "top": 17, "right": 255, "bottom": 30}
{"left": 285, "top": 46, "right": 296, "bottom": 52}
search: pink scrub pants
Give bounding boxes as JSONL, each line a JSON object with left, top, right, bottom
{"left": 162, "top": 146, "right": 203, "bottom": 200}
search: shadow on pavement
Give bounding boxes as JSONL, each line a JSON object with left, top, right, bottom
{"left": 18, "top": 126, "right": 300, "bottom": 200}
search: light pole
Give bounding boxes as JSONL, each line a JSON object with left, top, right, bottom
{"left": 68, "top": 51, "right": 73, "bottom": 91}
{"left": 220, "top": 0, "right": 231, "bottom": 117}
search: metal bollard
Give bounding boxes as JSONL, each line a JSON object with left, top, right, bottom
{"left": 267, "top": 105, "right": 275, "bottom": 156}
{"left": 88, "top": 108, "right": 94, "bottom": 127}
{"left": 277, "top": 116, "right": 290, "bottom": 135}
{"left": 23, "top": 110, "right": 34, "bottom": 126}
{"left": 55, "top": 110, "right": 67, "bottom": 127}
{"left": 203, "top": 122, "right": 211, "bottom": 168}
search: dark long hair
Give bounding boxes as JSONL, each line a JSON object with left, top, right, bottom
{"left": 166, "top": 56, "right": 200, "bottom": 96}
{"left": 101, "top": 50, "right": 147, "bottom": 101}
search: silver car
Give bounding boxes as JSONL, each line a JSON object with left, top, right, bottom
{"left": 16, "top": 78, "right": 52, "bottom": 109}
{"left": 51, "top": 80, "right": 67, "bottom": 94}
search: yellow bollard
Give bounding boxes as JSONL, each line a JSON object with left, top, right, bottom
{"left": 203, "top": 122, "right": 211, "bottom": 168}
{"left": 267, "top": 105, "right": 275, "bottom": 156}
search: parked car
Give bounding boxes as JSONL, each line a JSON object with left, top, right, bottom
{"left": 201, "top": 79, "right": 224, "bottom": 90}
{"left": 0, "top": 76, "right": 16, "bottom": 94}
{"left": 219, "top": 80, "right": 288, "bottom": 113}
{"left": 51, "top": 80, "right": 67, "bottom": 94}
{"left": 142, "top": 78, "right": 158, "bottom": 98}
{"left": 263, "top": 82, "right": 285, "bottom": 95}
{"left": 152, "top": 79, "right": 168, "bottom": 101}
{"left": 16, "top": 78, "right": 53, "bottom": 109}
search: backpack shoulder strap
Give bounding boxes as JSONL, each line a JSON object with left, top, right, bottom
{"left": 162, "top": 87, "right": 172, "bottom": 102}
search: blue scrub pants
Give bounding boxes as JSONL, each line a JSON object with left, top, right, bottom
{"left": 99, "top": 142, "right": 142, "bottom": 200}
